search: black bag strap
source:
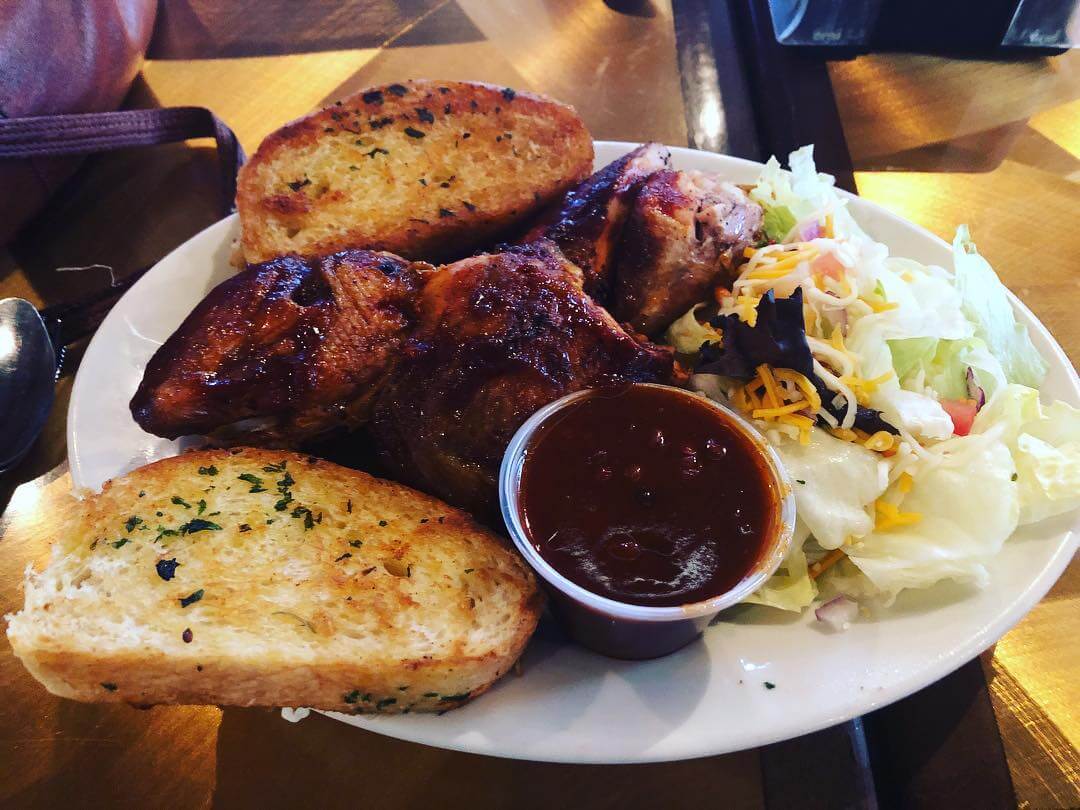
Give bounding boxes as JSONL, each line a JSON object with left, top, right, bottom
{"left": 0, "top": 106, "right": 245, "bottom": 217}
{"left": 0, "top": 107, "right": 246, "bottom": 371}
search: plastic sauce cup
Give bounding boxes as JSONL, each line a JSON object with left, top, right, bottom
{"left": 499, "top": 383, "right": 797, "bottom": 660}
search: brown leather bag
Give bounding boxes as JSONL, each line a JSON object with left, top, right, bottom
{"left": 0, "top": 0, "right": 158, "bottom": 244}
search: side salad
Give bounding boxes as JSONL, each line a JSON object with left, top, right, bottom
{"left": 665, "top": 146, "right": 1080, "bottom": 623}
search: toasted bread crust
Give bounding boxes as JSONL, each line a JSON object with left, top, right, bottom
{"left": 7, "top": 449, "right": 543, "bottom": 713}
{"left": 14, "top": 647, "right": 509, "bottom": 712}
{"left": 237, "top": 80, "right": 594, "bottom": 264}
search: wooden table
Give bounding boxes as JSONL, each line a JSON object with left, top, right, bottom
{"left": 1, "top": 2, "right": 1077, "bottom": 807}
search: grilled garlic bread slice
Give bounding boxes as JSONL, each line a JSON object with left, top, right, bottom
{"left": 237, "top": 80, "right": 593, "bottom": 264}
{"left": 6, "top": 449, "right": 542, "bottom": 713}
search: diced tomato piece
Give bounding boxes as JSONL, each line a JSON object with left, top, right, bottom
{"left": 941, "top": 398, "right": 978, "bottom": 436}
{"left": 812, "top": 253, "right": 845, "bottom": 280}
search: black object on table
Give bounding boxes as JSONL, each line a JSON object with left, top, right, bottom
{"left": 0, "top": 106, "right": 245, "bottom": 375}
{"left": 670, "top": 2, "right": 1018, "bottom": 807}
{"left": 672, "top": 0, "right": 855, "bottom": 190}
{"left": 766, "top": 0, "right": 1076, "bottom": 56}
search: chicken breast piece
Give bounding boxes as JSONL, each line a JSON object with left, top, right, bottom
{"left": 371, "top": 240, "right": 674, "bottom": 516}
{"left": 612, "top": 170, "right": 763, "bottom": 337}
{"left": 130, "top": 250, "right": 428, "bottom": 444}
{"left": 531, "top": 142, "right": 670, "bottom": 303}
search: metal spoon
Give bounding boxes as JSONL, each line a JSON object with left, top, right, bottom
{"left": 0, "top": 298, "right": 56, "bottom": 473}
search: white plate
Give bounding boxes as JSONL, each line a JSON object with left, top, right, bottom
{"left": 68, "top": 142, "right": 1079, "bottom": 764}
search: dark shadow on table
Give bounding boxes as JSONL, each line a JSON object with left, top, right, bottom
{"left": 210, "top": 702, "right": 765, "bottom": 810}
{"left": 7, "top": 77, "right": 222, "bottom": 305}
{"left": 148, "top": 0, "right": 485, "bottom": 60}
{"left": 864, "top": 657, "right": 1015, "bottom": 810}
{"left": 0, "top": 398, "right": 70, "bottom": 515}
{"left": 849, "top": 121, "right": 1080, "bottom": 176}
{"left": 603, "top": 0, "right": 658, "bottom": 18}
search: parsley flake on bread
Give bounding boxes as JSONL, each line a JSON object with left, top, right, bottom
{"left": 6, "top": 449, "right": 542, "bottom": 713}
{"left": 236, "top": 79, "right": 594, "bottom": 264}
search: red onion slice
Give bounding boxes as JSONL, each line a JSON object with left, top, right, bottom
{"left": 815, "top": 595, "right": 858, "bottom": 631}
{"left": 965, "top": 367, "right": 986, "bottom": 411}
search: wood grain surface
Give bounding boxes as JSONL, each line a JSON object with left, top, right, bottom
{"left": 0, "top": 2, "right": 1077, "bottom": 807}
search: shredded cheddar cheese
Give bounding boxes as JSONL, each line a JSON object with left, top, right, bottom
{"left": 830, "top": 328, "right": 848, "bottom": 353}
{"left": 734, "top": 295, "right": 761, "bottom": 326}
{"left": 809, "top": 548, "right": 845, "bottom": 579}
{"left": 840, "top": 380, "right": 872, "bottom": 405}
{"left": 778, "top": 413, "right": 813, "bottom": 445}
{"left": 778, "top": 413, "right": 814, "bottom": 429}
{"left": 864, "top": 431, "right": 896, "bottom": 452}
{"left": 734, "top": 366, "right": 821, "bottom": 445}
{"left": 874, "top": 500, "right": 923, "bottom": 531}
{"left": 839, "top": 370, "right": 894, "bottom": 406}
{"left": 748, "top": 263, "right": 802, "bottom": 280}
{"left": 830, "top": 427, "right": 859, "bottom": 443}
{"left": 753, "top": 401, "right": 814, "bottom": 419}
{"left": 744, "top": 243, "right": 820, "bottom": 282}
{"left": 772, "top": 369, "right": 822, "bottom": 411}
{"left": 756, "top": 365, "right": 783, "bottom": 409}
{"left": 866, "top": 298, "right": 900, "bottom": 313}
{"left": 897, "top": 472, "right": 914, "bottom": 494}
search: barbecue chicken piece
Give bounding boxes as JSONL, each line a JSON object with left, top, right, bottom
{"left": 612, "top": 170, "right": 763, "bottom": 337}
{"left": 531, "top": 142, "right": 671, "bottom": 302}
{"left": 371, "top": 241, "right": 675, "bottom": 516}
{"left": 237, "top": 80, "right": 594, "bottom": 265}
{"left": 131, "top": 250, "right": 427, "bottom": 444}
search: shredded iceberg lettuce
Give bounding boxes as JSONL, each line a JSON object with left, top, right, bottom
{"left": 745, "top": 521, "right": 817, "bottom": 611}
{"left": 770, "top": 429, "right": 887, "bottom": 550}
{"left": 761, "top": 205, "right": 796, "bottom": 243}
{"left": 749, "top": 145, "right": 866, "bottom": 241}
{"left": 972, "top": 385, "right": 1080, "bottom": 525}
{"left": 664, "top": 304, "right": 720, "bottom": 356}
{"left": 888, "top": 337, "right": 937, "bottom": 381}
{"left": 847, "top": 319, "right": 954, "bottom": 441}
{"left": 953, "top": 227, "right": 1048, "bottom": 388}
{"left": 872, "top": 260, "right": 973, "bottom": 343}
{"left": 888, "top": 337, "right": 1008, "bottom": 401}
{"left": 673, "top": 146, "right": 1077, "bottom": 616}
{"left": 845, "top": 434, "right": 1019, "bottom": 601}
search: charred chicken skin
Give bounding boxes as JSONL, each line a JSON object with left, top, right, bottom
{"left": 371, "top": 240, "right": 674, "bottom": 515}
{"left": 130, "top": 249, "right": 427, "bottom": 444}
{"left": 529, "top": 142, "right": 671, "bottom": 303}
{"left": 612, "top": 169, "right": 763, "bottom": 337}
{"left": 131, "top": 145, "right": 765, "bottom": 514}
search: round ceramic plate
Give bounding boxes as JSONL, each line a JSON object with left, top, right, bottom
{"left": 68, "top": 142, "right": 1079, "bottom": 764}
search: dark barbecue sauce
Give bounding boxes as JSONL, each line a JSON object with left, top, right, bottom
{"left": 519, "top": 386, "right": 778, "bottom": 607}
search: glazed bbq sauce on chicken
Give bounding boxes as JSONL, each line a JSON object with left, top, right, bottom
{"left": 519, "top": 385, "right": 778, "bottom": 608}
